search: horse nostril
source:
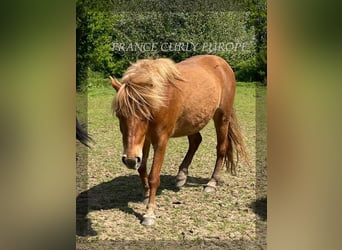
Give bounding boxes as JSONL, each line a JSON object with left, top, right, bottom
{"left": 136, "top": 156, "right": 141, "bottom": 163}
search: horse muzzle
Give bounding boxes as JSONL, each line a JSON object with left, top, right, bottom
{"left": 122, "top": 155, "right": 142, "bottom": 170}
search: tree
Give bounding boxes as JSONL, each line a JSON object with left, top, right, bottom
{"left": 77, "top": 0, "right": 265, "bottom": 87}
{"left": 76, "top": 0, "right": 115, "bottom": 90}
{"left": 111, "top": 11, "right": 255, "bottom": 72}
{"left": 243, "top": 0, "right": 267, "bottom": 83}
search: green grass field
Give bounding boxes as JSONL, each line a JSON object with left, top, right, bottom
{"left": 76, "top": 82, "right": 266, "bottom": 248}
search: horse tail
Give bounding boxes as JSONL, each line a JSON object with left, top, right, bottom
{"left": 76, "top": 118, "right": 93, "bottom": 148}
{"left": 226, "top": 109, "right": 250, "bottom": 175}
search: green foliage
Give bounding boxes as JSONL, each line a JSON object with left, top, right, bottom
{"left": 112, "top": 11, "right": 256, "bottom": 66}
{"left": 76, "top": 0, "right": 89, "bottom": 90}
{"left": 110, "top": 58, "right": 129, "bottom": 78}
{"left": 244, "top": 0, "right": 267, "bottom": 83}
{"left": 87, "top": 11, "right": 116, "bottom": 73}
{"left": 235, "top": 58, "right": 260, "bottom": 82}
{"left": 86, "top": 68, "right": 110, "bottom": 90}
{"left": 76, "top": 0, "right": 116, "bottom": 90}
{"left": 76, "top": 1, "right": 267, "bottom": 89}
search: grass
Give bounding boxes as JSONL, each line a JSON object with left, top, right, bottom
{"left": 76, "top": 82, "right": 267, "bottom": 248}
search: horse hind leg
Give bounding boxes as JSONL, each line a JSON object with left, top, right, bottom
{"left": 204, "top": 111, "right": 229, "bottom": 192}
{"left": 175, "top": 133, "right": 202, "bottom": 187}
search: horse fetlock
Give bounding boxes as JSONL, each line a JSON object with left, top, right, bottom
{"left": 176, "top": 170, "right": 188, "bottom": 179}
{"left": 142, "top": 196, "right": 149, "bottom": 205}
{"left": 146, "top": 203, "right": 156, "bottom": 212}
{"left": 142, "top": 188, "right": 150, "bottom": 198}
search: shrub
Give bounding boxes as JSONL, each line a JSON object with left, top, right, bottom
{"left": 235, "top": 58, "right": 260, "bottom": 82}
{"left": 85, "top": 69, "right": 109, "bottom": 90}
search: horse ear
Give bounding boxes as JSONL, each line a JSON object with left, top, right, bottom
{"left": 109, "top": 76, "right": 121, "bottom": 92}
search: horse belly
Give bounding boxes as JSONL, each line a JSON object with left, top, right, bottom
{"left": 171, "top": 87, "right": 219, "bottom": 137}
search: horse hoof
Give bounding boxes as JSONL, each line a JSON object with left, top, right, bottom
{"left": 141, "top": 217, "right": 156, "bottom": 226}
{"left": 203, "top": 185, "right": 216, "bottom": 192}
{"left": 175, "top": 178, "right": 186, "bottom": 187}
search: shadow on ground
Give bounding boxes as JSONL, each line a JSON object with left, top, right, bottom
{"left": 249, "top": 196, "right": 267, "bottom": 221}
{"left": 76, "top": 174, "right": 209, "bottom": 236}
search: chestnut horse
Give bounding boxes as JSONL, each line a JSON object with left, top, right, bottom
{"left": 110, "top": 55, "right": 249, "bottom": 226}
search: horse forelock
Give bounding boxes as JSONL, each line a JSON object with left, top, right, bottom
{"left": 113, "top": 58, "right": 182, "bottom": 119}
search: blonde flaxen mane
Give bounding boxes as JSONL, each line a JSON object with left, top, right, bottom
{"left": 113, "top": 58, "right": 182, "bottom": 119}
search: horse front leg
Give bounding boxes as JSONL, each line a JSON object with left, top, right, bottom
{"left": 138, "top": 138, "right": 151, "bottom": 204}
{"left": 141, "top": 137, "right": 168, "bottom": 226}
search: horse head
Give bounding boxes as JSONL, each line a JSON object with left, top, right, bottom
{"left": 110, "top": 76, "right": 149, "bottom": 170}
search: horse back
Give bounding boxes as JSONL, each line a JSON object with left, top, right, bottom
{"left": 164, "top": 55, "right": 235, "bottom": 137}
